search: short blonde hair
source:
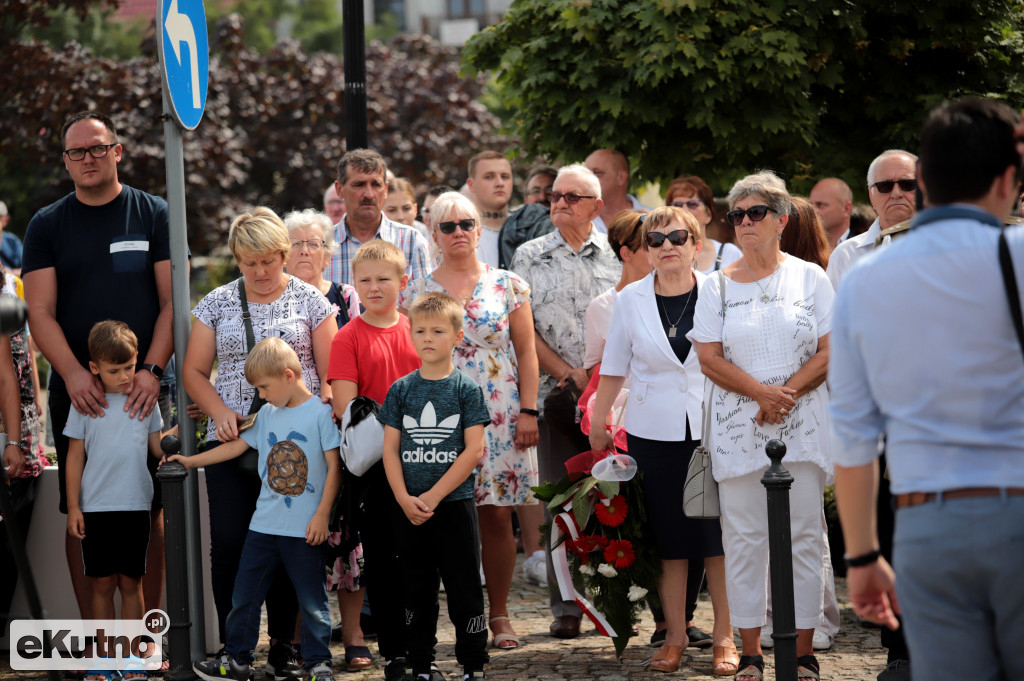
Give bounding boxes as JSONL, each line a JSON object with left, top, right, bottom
{"left": 228, "top": 207, "right": 291, "bottom": 261}
{"left": 351, "top": 239, "right": 406, "bottom": 278}
{"left": 641, "top": 206, "right": 702, "bottom": 243}
{"left": 408, "top": 291, "right": 463, "bottom": 334}
{"left": 244, "top": 337, "right": 302, "bottom": 384}
{"left": 429, "top": 191, "right": 481, "bottom": 228}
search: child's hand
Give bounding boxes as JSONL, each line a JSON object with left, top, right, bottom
{"left": 398, "top": 493, "right": 433, "bottom": 525}
{"left": 67, "top": 509, "right": 85, "bottom": 539}
{"left": 306, "top": 514, "right": 329, "bottom": 545}
{"left": 165, "top": 454, "right": 191, "bottom": 469}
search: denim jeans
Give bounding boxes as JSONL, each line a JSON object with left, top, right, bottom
{"left": 894, "top": 493, "right": 1024, "bottom": 680}
{"left": 225, "top": 530, "right": 332, "bottom": 668}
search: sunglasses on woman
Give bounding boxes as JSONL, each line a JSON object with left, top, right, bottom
{"left": 871, "top": 179, "right": 917, "bottom": 194}
{"left": 670, "top": 199, "right": 703, "bottom": 211}
{"left": 725, "top": 205, "right": 776, "bottom": 227}
{"left": 438, "top": 219, "right": 477, "bottom": 234}
{"left": 645, "top": 229, "right": 692, "bottom": 248}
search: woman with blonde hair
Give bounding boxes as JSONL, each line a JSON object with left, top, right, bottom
{"left": 183, "top": 207, "right": 337, "bottom": 673}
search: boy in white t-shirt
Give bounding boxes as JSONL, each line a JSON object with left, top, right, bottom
{"left": 65, "top": 320, "right": 165, "bottom": 680}
{"left": 170, "top": 337, "right": 341, "bottom": 681}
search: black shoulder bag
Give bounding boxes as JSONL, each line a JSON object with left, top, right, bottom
{"left": 237, "top": 278, "right": 267, "bottom": 477}
{"left": 999, "top": 230, "right": 1024, "bottom": 361}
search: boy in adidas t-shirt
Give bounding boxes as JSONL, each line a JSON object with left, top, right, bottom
{"left": 378, "top": 292, "right": 491, "bottom": 681}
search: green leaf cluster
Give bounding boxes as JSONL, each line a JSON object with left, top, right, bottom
{"left": 463, "top": 0, "right": 1024, "bottom": 198}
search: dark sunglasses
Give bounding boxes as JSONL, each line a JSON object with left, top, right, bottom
{"left": 725, "top": 205, "right": 776, "bottom": 227}
{"left": 438, "top": 219, "right": 477, "bottom": 234}
{"left": 670, "top": 199, "right": 703, "bottom": 211}
{"left": 549, "top": 191, "right": 597, "bottom": 205}
{"left": 871, "top": 178, "right": 916, "bottom": 194}
{"left": 645, "top": 229, "right": 692, "bottom": 248}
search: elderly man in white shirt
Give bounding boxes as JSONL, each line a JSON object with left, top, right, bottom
{"left": 826, "top": 150, "right": 917, "bottom": 290}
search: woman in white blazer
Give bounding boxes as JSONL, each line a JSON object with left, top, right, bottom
{"left": 589, "top": 206, "right": 735, "bottom": 675}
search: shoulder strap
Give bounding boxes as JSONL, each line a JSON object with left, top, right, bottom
{"left": 237, "top": 279, "right": 266, "bottom": 415}
{"left": 714, "top": 241, "right": 725, "bottom": 271}
{"left": 718, "top": 270, "right": 726, "bottom": 317}
{"left": 999, "top": 230, "right": 1024, "bottom": 361}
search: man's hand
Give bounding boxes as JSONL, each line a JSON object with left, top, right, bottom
{"left": 66, "top": 366, "right": 108, "bottom": 418}
{"left": 847, "top": 557, "right": 900, "bottom": 631}
{"left": 398, "top": 493, "right": 433, "bottom": 525}
{"left": 125, "top": 368, "right": 160, "bottom": 420}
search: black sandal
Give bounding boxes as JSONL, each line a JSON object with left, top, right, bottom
{"left": 736, "top": 655, "right": 764, "bottom": 680}
{"left": 797, "top": 654, "right": 820, "bottom": 680}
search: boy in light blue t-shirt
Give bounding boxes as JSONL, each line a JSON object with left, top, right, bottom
{"left": 169, "top": 337, "right": 340, "bottom": 681}
{"left": 379, "top": 292, "right": 492, "bottom": 681}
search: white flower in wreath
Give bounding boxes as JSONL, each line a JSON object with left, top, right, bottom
{"left": 598, "top": 563, "right": 618, "bottom": 578}
{"left": 579, "top": 562, "right": 596, "bottom": 576}
{"left": 627, "top": 585, "right": 648, "bottom": 602}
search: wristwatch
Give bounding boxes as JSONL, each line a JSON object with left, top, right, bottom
{"left": 141, "top": 363, "right": 164, "bottom": 379}
{"left": 6, "top": 440, "right": 28, "bottom": 451}
{"left": 844, "top": 549, "right": 882, "bottom": 568}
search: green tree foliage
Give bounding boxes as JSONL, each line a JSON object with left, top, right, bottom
{"left": 0, "top": 8, "right": 506, "bottom": 252}
{"left": 463, "top": 0, "right": 1024, "bottom": 197}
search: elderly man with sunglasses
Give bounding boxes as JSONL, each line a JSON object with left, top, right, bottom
{"left": 826, "top": 150, "right": 918, "bottom": 289}
{"left": 510, "top": 163, "right": 620, "bottom": 640}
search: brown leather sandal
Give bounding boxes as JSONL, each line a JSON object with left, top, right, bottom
{"left": 713, "top": 644, "right": 740, "bottom": 676}
{"left": 650, "top": 644, "right": 685, "bottom": 673}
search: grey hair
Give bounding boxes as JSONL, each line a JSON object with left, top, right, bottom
{"left": 282, "top": 208, "right": 338, "bottom": 256}
{"left": 866, "top": 149, "right": 918, "bottom": 187}
{"left": 555, "top": 163, "right": 602, "bottom": 199}
{"left": 726, "top": 170, "right": 792, "bottom": 215}
{"left": 429, "top": 191, "right": 481, "bottom": 227}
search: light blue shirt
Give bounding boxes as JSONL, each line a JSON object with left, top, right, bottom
{"left": 241, "top": 397, "right": 341, "bottom": 537}
{"left": 829, "top": 205, "right": 1024, "bottom": 494}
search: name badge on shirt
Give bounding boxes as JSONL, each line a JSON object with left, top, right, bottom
{"left": 110, "top": 234, "right": 150, "bottom": 273}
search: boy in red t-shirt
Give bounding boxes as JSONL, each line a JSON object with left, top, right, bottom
{"left": 328, "top": 240, "right": 421, "bottom": 680}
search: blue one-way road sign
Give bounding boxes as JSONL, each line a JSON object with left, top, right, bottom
{"left": 158, "top": 0, "right": 209, "bottom": 130}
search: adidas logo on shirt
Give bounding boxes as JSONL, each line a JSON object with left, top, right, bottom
{"left": 403, "top": 402, "right": 460, "bottom": 463}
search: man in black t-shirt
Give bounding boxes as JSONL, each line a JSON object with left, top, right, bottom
{"left": 22, "top": 111, "right": 173, "bottom": 624}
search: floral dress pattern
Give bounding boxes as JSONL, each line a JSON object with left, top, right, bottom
{"left": 401, "top": 265, "right": 538, "bottom": 506}
{"left": 1, "top": 288, "right": 47, "bottom": 479}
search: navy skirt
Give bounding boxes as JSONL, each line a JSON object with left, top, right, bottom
{"left": 627, "top": 432, "right": 724, "bottom": 561}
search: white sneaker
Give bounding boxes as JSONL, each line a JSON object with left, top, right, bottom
{"left": 760, "top": 625, "right": 774, "bottom": 649}
{"left": 523, "top": 551, "right": 548, "bottom": 587}
{"left": 812, "top": 629, "right": 833, "bottom": 650}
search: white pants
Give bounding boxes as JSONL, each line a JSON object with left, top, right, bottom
{"left": 719, "top": 462, "right": 825, "bottom": 630}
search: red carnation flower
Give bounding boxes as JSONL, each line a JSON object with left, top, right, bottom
{"left": 604, "top": 539, "right": 636, "bottom": 569}
{"left": 594, "top": 494, "right": 628, "bottom": 527}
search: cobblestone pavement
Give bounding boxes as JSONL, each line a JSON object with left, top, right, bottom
{"left": 1, "top": 553, "right": 890, "bottom": 680}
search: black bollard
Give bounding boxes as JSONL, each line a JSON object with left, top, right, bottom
{"left": 156, "top": 434, "right": 197, "bottom": 680}
{"left": 761, "top": 439, "right": 797, "bottom": 681}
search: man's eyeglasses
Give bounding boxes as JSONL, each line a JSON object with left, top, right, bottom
{"left": 671, "top": 199, "right": 703, "bottom": 211}
{"left": 645, "top": 229, "right": 692, "bottom": 248}
{"left": 725, "top": 205, "right": 776, "bottom": 227}
{"left": 438, "top": 219, "right": 477, "bottom": 234}
{"left": 63, "top": 144, "right": 117, "bottom": 161}
{"left": 549, "top": 191, "right": 597, "bottom": 206}
{"left": 528, "top": 187, "right": 552, "bottom": 197}
{"left": 871, "top": 179, "right": 916, "bottom": 194}
{"left": 290, "top": 239, "right": 325, "bottom": 252}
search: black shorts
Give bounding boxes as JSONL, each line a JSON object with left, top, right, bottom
{"left": 81, "top": 510, "right": 151, "bottom": 578}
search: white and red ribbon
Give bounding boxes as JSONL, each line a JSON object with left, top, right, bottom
{"left": 550, "top": 499, "right": 617, "bottom": 638}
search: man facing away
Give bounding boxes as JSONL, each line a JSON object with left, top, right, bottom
{"left": 830, "top": 96, "right": 1024, "bottom": 681}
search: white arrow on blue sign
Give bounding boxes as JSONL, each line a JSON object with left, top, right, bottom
{"left": 158, "top": 0, "right": 209, "bottom": 130}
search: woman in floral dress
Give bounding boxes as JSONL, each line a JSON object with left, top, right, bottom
{"left": 400, "top": 191, "right": 540, "bottom": 649}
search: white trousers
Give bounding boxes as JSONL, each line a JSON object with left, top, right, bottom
{"left": 719, "top": 462, "right": 825, "bottom": 630}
